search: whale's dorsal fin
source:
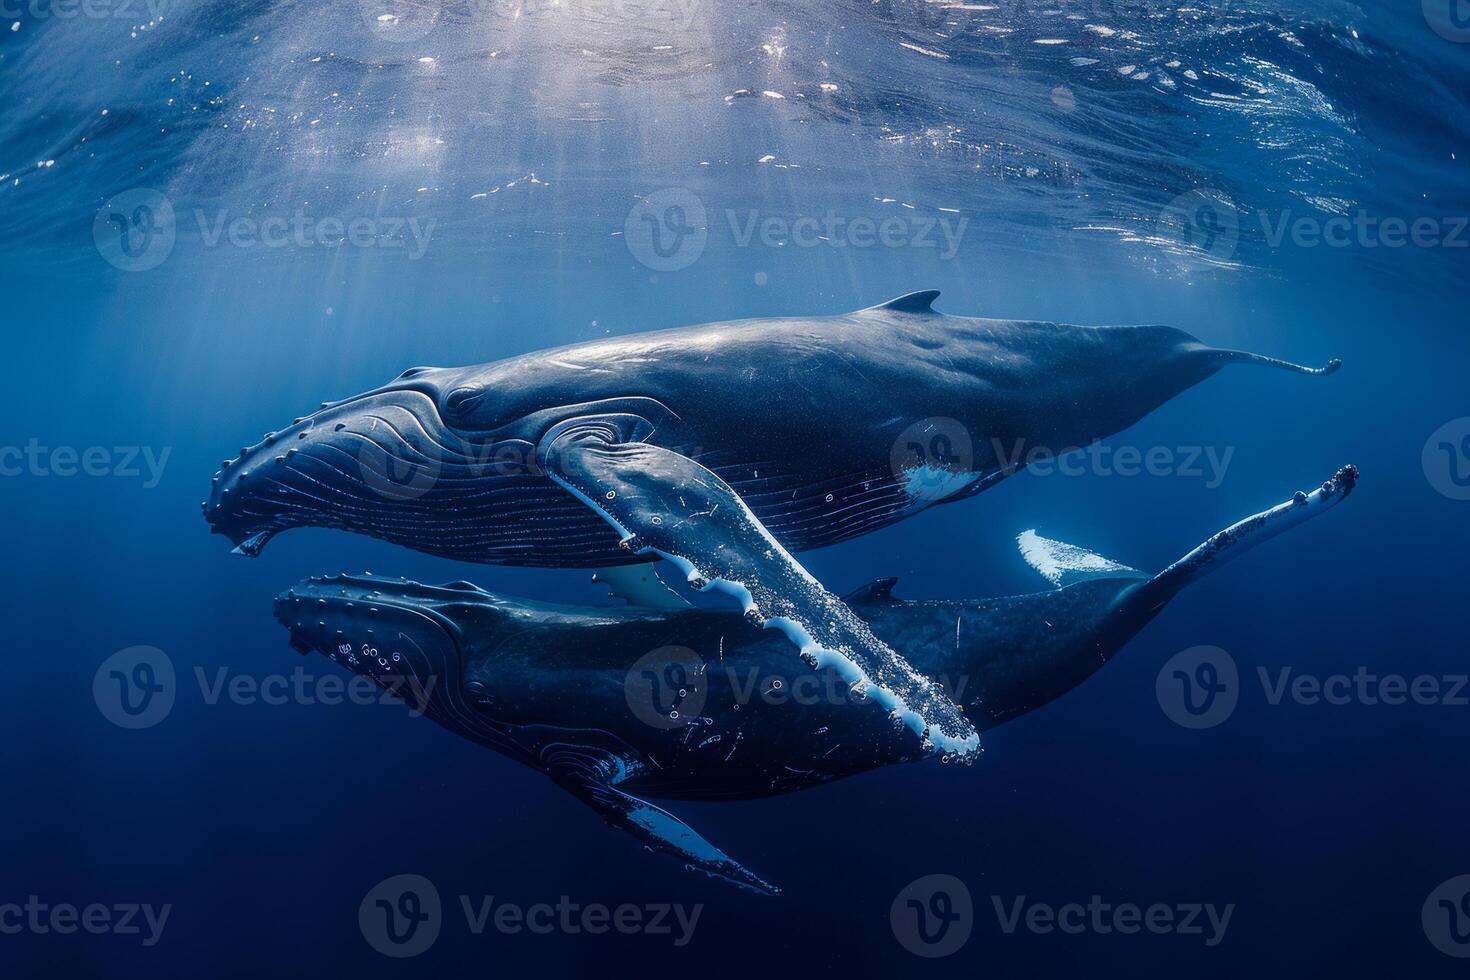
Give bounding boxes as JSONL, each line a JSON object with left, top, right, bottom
{"left": 864, "top": 290, "right": 940, "bottom": 315}
{"left": 1017, "top": 530, "right": 1147, "bottom": 588}
{"left": 842, "top": 577, "right": 901, "bottom": 603}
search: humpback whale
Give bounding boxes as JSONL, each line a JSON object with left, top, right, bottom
{"left": 274, "top": 465, "right": 1358, "bottom": 895}
{"left": 216, "top": 292, "right": 1341, "bottom": 755}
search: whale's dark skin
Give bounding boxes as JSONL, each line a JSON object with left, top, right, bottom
{"left": 275, "top": 465, "right": 1358, "bottom": 895}
{"left": 207, "top": 290, "right": 1337, "bottom": 567}
{"left": 216, "top": 291, "right": 1342, "bottom": 758}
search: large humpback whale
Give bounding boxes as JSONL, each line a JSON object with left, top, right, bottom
{"left": 212, "top": 291, "right": 1341, "bottom": 756}
{"left": 275, "top": 465, "right": 1358, "bottom": 895}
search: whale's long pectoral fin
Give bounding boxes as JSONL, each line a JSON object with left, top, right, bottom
{"left": 544, "top": 749, "right": 780, "bottom": 896}
{"left": 538, "top": 421, "right": 979, "bottom": 759}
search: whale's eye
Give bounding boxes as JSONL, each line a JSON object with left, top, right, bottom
{"left": 444, "top": 386, "right": 485, "bottom": 418}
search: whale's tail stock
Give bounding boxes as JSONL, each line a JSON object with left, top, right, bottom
{"left": 1127, "top": 463, "right": 1360, "bottom": 613}
{"left": 1186, "top": 342, "right": 1343, "bottom": 377}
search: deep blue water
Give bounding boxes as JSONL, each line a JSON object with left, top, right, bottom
{"left": 3, "top": 0, "right": 1469, "bottom": 975}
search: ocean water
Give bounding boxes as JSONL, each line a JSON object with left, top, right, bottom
{"left": 2, "top": 0, "right": 1468, "bottom": 974}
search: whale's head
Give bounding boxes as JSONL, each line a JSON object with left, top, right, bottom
{"left": 273, "top": 574, "right": 533, "bottom": 752}
{"left": 202, "top": 364, "right": 568, "bottom": 559}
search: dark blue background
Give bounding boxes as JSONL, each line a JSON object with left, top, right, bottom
{"left": 3, "top": 0, "right": 1468, "bottom": 975}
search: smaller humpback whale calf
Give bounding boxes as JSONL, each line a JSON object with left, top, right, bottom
{"left": 217, "top": 291, "right": 1342, "bottom": 758}
{"left": 275, "top": 465, "right": 1357, "bottom": 895}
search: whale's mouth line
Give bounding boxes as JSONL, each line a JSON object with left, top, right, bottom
{"left": 274, "top": 574, "right": 472, "bottom": 682}
{"left": 208, "top": 389, "right": 566, "bottom": 558}
{"left": 206, "top": 396, "right": 443, "bottom": 551}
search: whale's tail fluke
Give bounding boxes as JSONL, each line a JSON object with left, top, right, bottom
{"left": 1190, "top": 343, "right": 1343, "bottom": 377}
{"left": 1128, "top": 464, "right": 1359, "bottom": 613}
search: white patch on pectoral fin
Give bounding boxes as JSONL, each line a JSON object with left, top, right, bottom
{"left": 901, "top": 463, "right": 980, "bottom": 505}
{"left": 1017, "top": 529, "right": 1148, "bottom": 588}
{"left": 592, "top": 564, "right": 691, "bottom": 609}
{"left": 545, "top": 749, "right": 780, "bottom": 895}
